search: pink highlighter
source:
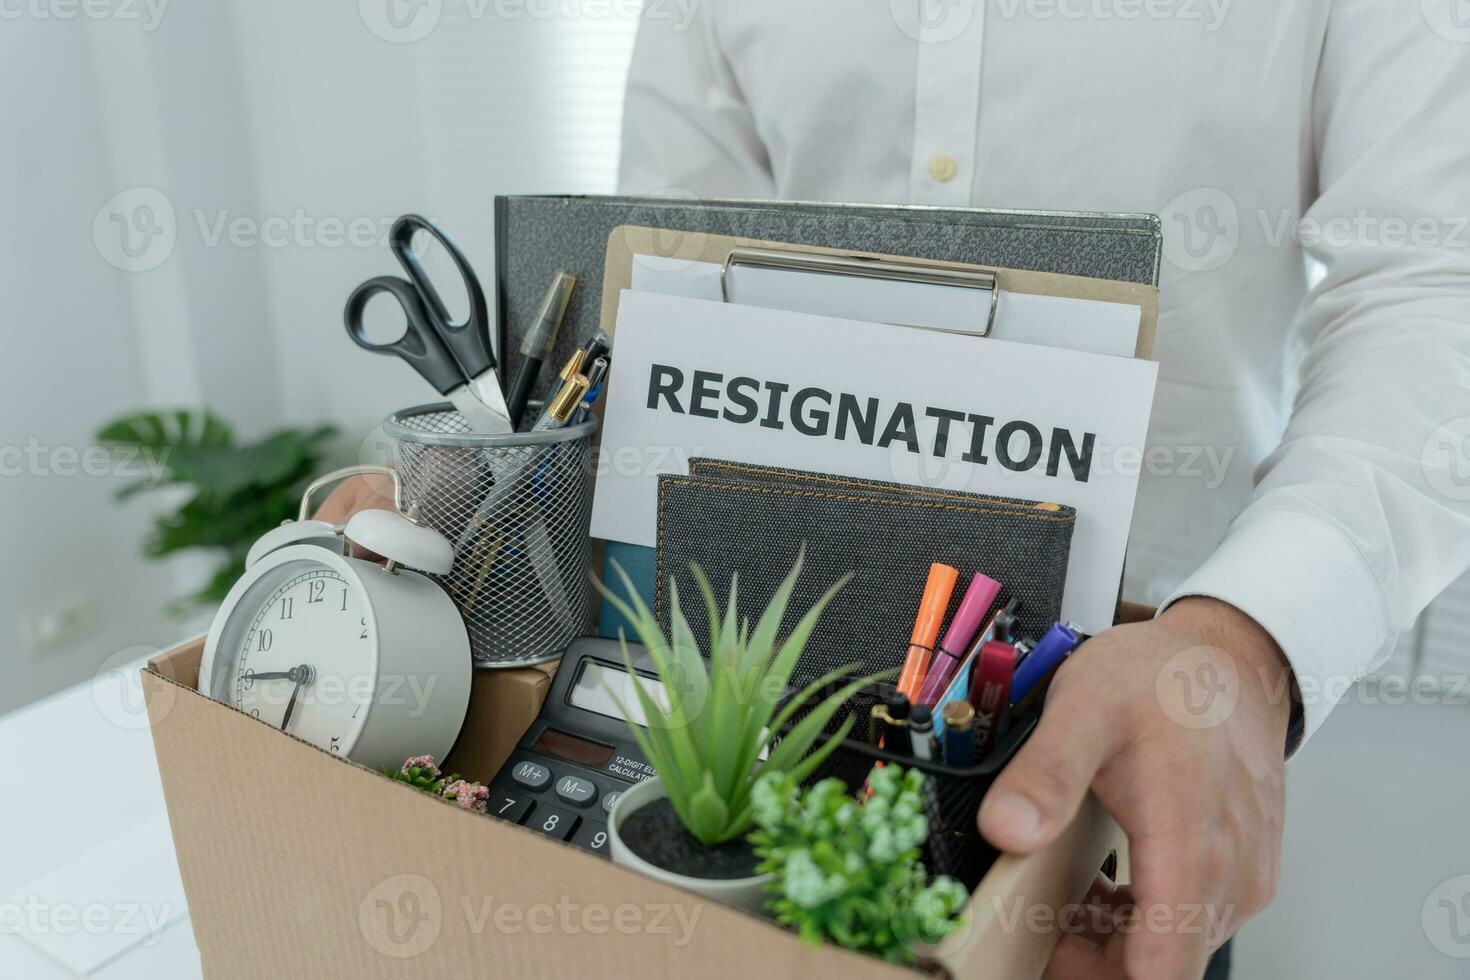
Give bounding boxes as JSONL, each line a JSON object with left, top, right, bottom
{"left": 915, "top": 572, "right": 1001, "bottom": 707}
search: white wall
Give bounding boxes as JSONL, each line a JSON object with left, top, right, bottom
{"left": 1, "top": 3, "right": 640, "bottom": 712}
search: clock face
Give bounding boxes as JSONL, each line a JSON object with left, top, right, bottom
{"left": 212, "top": 559, "right": 376, "bottom": 757}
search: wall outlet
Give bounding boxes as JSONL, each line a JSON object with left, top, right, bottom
{"left": 28, "top": 595, "right": 101, "bottom": 654}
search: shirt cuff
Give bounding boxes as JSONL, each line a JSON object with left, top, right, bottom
{"left": 1158, "top": 509, "right": 1393, "bottom": 748}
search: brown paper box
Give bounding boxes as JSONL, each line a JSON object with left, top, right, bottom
{"left": 144, "top": 637, "right": 1123, "bottom": 979}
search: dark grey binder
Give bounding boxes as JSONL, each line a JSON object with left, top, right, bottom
{"left": 492, "top": 195, "right": 1162, "bottom": 402}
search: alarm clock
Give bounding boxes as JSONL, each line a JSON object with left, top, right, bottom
{"left": 198, "top": 466, "right": 472, "bottom": 771}
{"left": 487, "top": 636, "right": 668, "bottom": 856}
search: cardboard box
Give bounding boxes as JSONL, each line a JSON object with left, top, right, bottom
{"left": 143, "top": 637, "right": 1124, "bottom": 979}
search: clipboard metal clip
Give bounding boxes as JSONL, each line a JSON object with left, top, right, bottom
{"left": 719, "top": 246, "right": 1001, "bottom": 338}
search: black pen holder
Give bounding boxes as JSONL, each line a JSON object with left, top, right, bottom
{"left": 776, "top": 682, "right": 1045, "bottom": 892}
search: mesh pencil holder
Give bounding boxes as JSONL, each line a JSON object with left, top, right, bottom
{"left": 383, "top": 403, "right": 598, "bottom": 668}
{"left": 777, "top": 683, "right": 1049, "bottom": 892}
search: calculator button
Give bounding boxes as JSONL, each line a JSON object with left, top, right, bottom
{"left": 555, "top": 775, "right": 597, "bottom": 806}
{"left": 488, "top": 790, "right": 533, "bottom": 825}
{"left": 573, "top": 821, "right": 610, "bottom": 855}
{"left": 601, "top": 791, "right": 622, "bottom": 814}
{"left": 511, "top": 761, "right": 550, "bottom": 789}
{"left": 530, "top": 805, "right": 579, "bottom": 841}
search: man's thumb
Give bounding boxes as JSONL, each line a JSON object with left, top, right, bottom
{"left": 977, "top": 691, "right": 1116, "bottom": 853}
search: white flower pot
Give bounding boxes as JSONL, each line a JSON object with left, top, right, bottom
{"left": 607, "top": 776, "right": 772, "bottom": 914}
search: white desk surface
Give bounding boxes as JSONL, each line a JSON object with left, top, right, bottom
{"left": 0, "top": 656, "right": 202, "bottom": 979}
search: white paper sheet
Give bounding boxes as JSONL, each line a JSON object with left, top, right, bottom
{"left": 629, "top": 255, "right": 1142, "bottom": 357}
{"left": 591, "top": 291, "right": 1159, "bottom": 633}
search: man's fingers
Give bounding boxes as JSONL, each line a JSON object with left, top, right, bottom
{"left": 1121, "top": 830, "right": 1212, "bottom": 980}
{"left": 978, "top": 672, "right": 1119, "bottom": 852}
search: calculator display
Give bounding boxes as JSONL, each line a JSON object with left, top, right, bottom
{"left": 533, "top": 728, "right": 615, "bottom": 769}
{"left": 566, "top": 660, "right": 669, "bottom": 727}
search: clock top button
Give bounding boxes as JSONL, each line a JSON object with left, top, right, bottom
{"left": 511, "top": 761, "right": 550, "bottom": 789}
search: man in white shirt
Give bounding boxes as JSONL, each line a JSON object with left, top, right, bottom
{"left": 616, "top": 3, "right": 1470, "bottom": 977}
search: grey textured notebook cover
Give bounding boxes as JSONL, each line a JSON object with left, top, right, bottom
{"left": 493, "top": 195, "right": 1162, "bottom": 402}
{"left": 652, "top": 459, "right": 1076, "bottom": 688}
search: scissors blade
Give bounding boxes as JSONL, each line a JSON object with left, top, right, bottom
{"left": 463, "top": 370, "right": 515, "bottom": 432}
{"left": 447, "top": 383, "right": 514, "bottom": 435}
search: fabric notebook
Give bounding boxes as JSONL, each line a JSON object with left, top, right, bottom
{"left": 648, "top": 459, "right": 1076, "bottom": 686}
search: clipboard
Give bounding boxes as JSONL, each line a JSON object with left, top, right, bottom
{"left": 598, "top": 227, "right": 1159, "bottom": 360}
{"left": 493, "top": 195, "right": 1162, "bottom": 400}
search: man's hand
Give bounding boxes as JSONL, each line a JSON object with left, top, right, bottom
{"left": 978, "top": 597, "right": 1293, "bottom": 980}
{"left": 312, "top": 473, "right": 396, "bottom": 526}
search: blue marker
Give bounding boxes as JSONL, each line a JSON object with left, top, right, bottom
{"left": 1009, "top": 623, "right": 1081, "bottom": 704}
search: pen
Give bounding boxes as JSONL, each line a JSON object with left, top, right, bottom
{"left": 968, "top": 640, "right": 1018, "bottom": 760}
{"left": 1010, "top": 622, "right": 1082, "bottom": 706}
{"left": 907, "top": 704, "right": 935, "bottom": 761}
{"left": 879, "top": 692, "right": 912, "bottom": 757}
{"left": 507, "top": 272, "right": 576, "bottom": 429}
{"left": 940, "top": 701, "right": 975, "bottom": 767}
{"left": 916, "top": 572, "right": 1000, "bottom": 706}
{"left": 897, "top": 564, "right": 959, "bottom": 701}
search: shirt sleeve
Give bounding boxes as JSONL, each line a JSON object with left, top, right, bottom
{"left": 617, "top": 3, "right": 774, "bottom": 197}
{"left": 1161, "top": 3, "right": 1470, "bottom": 745}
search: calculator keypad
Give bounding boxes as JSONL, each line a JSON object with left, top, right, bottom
{"left": 491, "top": 753, "right": 642, "bottom": 858}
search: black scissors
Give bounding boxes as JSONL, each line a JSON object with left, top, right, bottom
{"left": 344, "top": 215, "right": 513, "bottom": 433}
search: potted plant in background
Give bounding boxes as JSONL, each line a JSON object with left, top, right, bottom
{"left": 597, "top": 554, "right": 887, "bottom": 912}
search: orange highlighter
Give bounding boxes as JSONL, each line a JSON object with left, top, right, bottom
{"left": 896, "top": 563, "right": 960, "bottom": 701}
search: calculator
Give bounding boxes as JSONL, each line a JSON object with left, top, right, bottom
{"left": 487, "top": 636, "right": 666, "bottom": 857}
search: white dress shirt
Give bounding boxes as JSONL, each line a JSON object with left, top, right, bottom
{"left": 618, "top": 0, "right": 1470, "bottom": 742}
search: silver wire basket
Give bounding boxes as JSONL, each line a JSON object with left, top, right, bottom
{"left": 383, "top": 403, "right": 597, "bottom": 668}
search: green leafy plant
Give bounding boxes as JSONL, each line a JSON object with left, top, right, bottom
{"left": 96, "top": 409, "right": 337, "bottom": 615}
{"left": 596, "top": 553, "right": 889, "bottom": 847}
{"left": 749, "top": 764, "right": 968, "bottom": 964}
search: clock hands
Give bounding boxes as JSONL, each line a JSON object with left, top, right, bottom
{"left": 270, "top": 664, "right": 315, "bottom": 732}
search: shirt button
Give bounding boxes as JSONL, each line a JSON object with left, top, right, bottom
{"left": 928, "top": 153, "right": 959, "bottom": 183}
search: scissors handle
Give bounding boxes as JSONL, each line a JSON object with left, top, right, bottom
{"left": 390, "top": 214, "right": 495, "bottom": 380}
{"left": 343, "top": 275, "right": 464, "bottom": 395}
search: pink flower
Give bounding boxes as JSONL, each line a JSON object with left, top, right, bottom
{"left": 443, "top": 779, "right": 489, "bottom": 813}
{"left": 400, "top": 755, "right": 439, "bottom": 777}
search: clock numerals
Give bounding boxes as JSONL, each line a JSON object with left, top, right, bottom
{"left": 341, "top": 588, "right": 349, "bottom": 612}
{"left": 250, "top": 708, "right": 260, "bottom": 719}
{"left": 257, "top": 629, "right": 273, "bottom": 652}
{"left": 360, "top": 617, "right": 369, "bottom": 640}
{"left": 307, "top": 580, "right": 326, "bottom": 604}
{"left": 330, "top": 735, "right": 342, "bottom": 754}
{"left": 279, "top": 596, "right": 294, "bottom": 620}
{"left": 240, "top": 668, "right": 255, "bottom": 690}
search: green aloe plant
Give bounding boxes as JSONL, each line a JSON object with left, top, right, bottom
{"left": 596, "top": 552, "right": 890, "bottom": 847}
